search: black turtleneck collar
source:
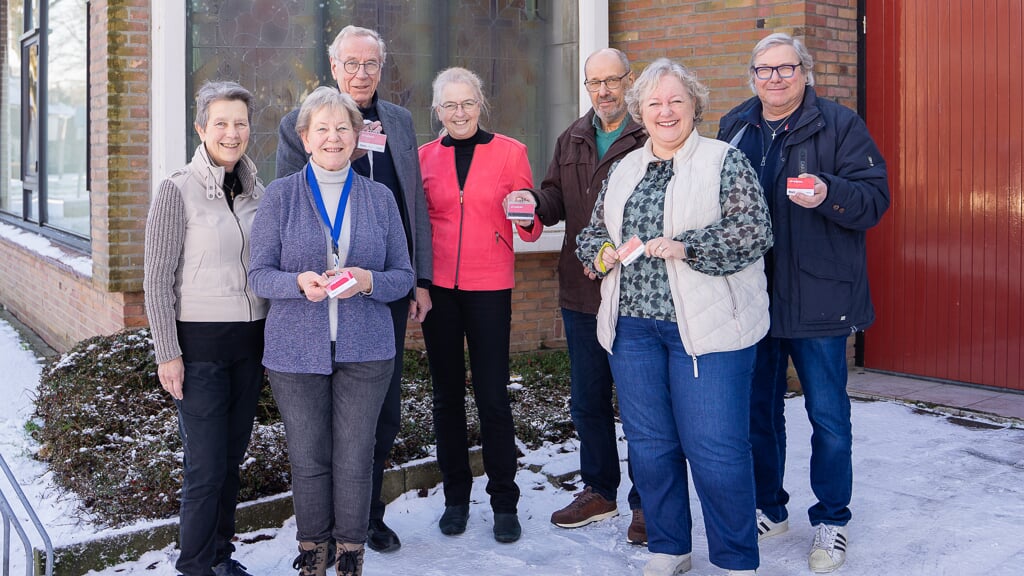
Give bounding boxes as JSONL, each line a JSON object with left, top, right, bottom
{"left": 441, "top": 128, "right": 494, "bottom": 148}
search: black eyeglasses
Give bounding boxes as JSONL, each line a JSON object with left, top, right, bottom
{"left": 583, "top": 71, "right": 630, "bottom": 92}
{"left": 751, "top": 63, "right": 801, "bottom": 80}
{"left": 342, "top": 60, "right": 381, "bottom": 75}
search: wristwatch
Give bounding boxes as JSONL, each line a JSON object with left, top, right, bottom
{"left": 684, "top": 245, "right": 697, "bottom": 261}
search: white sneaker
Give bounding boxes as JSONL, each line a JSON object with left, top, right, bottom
{"left": 643, "top": 553, "right": 692, "bottom": 576}
{"left": 756, "top": 509, "right": 789, "bottom": 541}
{"left": 808, "top": 524, "right": 848, "bottom": 573}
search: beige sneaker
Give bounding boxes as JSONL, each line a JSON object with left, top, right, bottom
{"left": 550, "top": 486, "right": 618, "bottom": 528}
{"left": 643, "top": 553, "right": 692, "bottom": 576}
{"left": 756, "top": 509, "right": 789, "bottom": 541}
{"left": 808, "top": 524, "right": 848, "bottom": 573}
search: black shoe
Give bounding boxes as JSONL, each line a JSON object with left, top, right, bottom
{"left": 493, "top": 512, "right": 521, "bottom": 543}
{"left": 212, "top": 559, "right": 253, "bottom": 576}
{"left": 438, "top": 504, "right": 470, "bottom": 535}
{"left": 366, "top": 518, "right": 402, "bottom": 553}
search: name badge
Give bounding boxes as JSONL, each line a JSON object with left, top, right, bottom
{"left": 358, "top": 131, "right": 387, "bottom": 152}
{"left": 505, "top": 201, "right": 536, "bottom": 220}
{"left": 786, "top": 177, "right": 816, "bottom": 197}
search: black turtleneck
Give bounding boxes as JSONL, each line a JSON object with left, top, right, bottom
{"left": 441, "top": 129, "right": 495, "bottom": 189}
{"left": 222, "top": 169, "right": 242, "bottom": 211}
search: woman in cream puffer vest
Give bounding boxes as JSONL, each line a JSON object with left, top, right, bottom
{"left": 576, "top": 59, "right": 772, "bottom": 576}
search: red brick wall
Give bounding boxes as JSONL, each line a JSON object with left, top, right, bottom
{"left": 404, "top": 252, "right": 567, "bottom": 352}
{"left": 610, "top": 0, "right": 860, "bottom": 136}
{"left": 0, "top": 0, "right": 149, "bottom": 353}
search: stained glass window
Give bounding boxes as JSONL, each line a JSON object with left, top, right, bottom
{"left": 187, "top": 0, "right": 578, "bottom": 180}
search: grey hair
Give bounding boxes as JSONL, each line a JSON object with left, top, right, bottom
{"left": 748, "top": 32, "right": 816, "bottom": 92}
{"left": 626, "top": 58, "right": 709, "bottom": 125}
{"left": 295, "top": 86, "right": 364, "bottom": 137}
{"left": 194, "top": 81, "right": 254, "bottom": 128}
{"left": 430, "top": 67, "right": 491, "bottom": 136}
{"left": 328, "top": 25, "right": 387, "bottom": 64}
{"left": 584, "top": 47, "right": 630, "bottom": 76}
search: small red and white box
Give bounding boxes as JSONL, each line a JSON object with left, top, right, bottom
{"left": 616, "top": 236, "right": 645, "bottom": 266}
{"left": 505, "top": 201, "right": 536, "bottom": 220}
{"left": 786, "top": 177, "right": 816, "bottom": 197}
{"left": 326, "top": 270, "right": 358, "bottom": 298}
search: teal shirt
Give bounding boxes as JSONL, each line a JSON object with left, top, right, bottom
{"left": 593, "top": 114, "right": 628, "bottom": 160}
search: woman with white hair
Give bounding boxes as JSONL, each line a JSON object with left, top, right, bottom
{"left": 249, "top": 86, "right": 414, "bottom": 576}
{"left": 577, "top": 58, "right": 772, "bottom": 576}
{"left": 418, "top": 66, "right": 543, "bottom": 544}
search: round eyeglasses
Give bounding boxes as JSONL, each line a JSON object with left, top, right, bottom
{"left": 583, "top": 71, "right": 630, "bottom": 92}
{"left": 343, "top": 60, "right": 381, "bottom": 75}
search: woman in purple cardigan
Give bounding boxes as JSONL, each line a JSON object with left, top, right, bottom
{"left": 249, "top": 86, "right": 414, "bottom": 576}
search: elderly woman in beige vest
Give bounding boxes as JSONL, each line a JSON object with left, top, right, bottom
{"left": 576, "top": 59, "right": 772, "bottom": 576}
{"left": 143, "top": 81, "right": 266, "bottom": 576}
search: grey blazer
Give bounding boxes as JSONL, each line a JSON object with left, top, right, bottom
{"left": 276, "top": 95, "right": 433, "bottom": 285}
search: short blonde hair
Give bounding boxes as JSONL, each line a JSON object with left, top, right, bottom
{"left": 626, "top": 58, "right": 709, "bottom": 125}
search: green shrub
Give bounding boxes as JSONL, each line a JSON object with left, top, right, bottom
{"left": 33, "top": 329, "right": 575, "bottom": 527}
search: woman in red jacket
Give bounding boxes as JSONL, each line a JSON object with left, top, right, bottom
{"left": 418, "top": 66, "right": 542, "bottom": 544}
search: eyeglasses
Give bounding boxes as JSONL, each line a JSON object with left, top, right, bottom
{"left": 342, "top": 60, "right": 381, "bottom": 75}
{"left": 438, "top": 100, "right": 479, "bottom": 113}
{"left": 583, "top": 71, "right": 630, "bottom": 92}
{"left": 751, "top": 63, "right": 801, "bottom": 80}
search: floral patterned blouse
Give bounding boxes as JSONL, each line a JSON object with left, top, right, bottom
{"left": 576, "top": 147, "right": 772, "bottom": 322}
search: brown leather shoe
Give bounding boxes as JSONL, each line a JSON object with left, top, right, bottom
{"left": 627, "top": 508, "right": 647, "bottom": 545}
{"left": 550, "top": 486, "right": 618, "bottom": 528}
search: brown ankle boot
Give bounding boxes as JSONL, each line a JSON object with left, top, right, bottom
{"left": 335, "top": 542, "right": 365, "bottom": 576}
{"left": 292, "top": 541, "right": 334, "bottom": 576}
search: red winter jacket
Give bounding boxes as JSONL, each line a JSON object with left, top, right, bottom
{"left": 419, "top": 133, "right": 542, "bottom": 290}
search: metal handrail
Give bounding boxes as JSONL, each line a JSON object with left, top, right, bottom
{"left": 0, "top": 452, "right": 52, "bottom": 576}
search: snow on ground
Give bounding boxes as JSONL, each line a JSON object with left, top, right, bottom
{"left": 1, "top": 317, "right": 1022, "bottom": 575}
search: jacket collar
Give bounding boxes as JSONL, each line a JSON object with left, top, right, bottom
{"left": 191, "top": 144, "right": 260, "bottom": 201}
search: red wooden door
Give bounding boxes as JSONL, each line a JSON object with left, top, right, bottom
{"left": 864, "top": 0, "right": 1024, "bottom": 390}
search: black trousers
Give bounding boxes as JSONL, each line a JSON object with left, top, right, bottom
{"left": 368, "top": 297, "right": 409, "bottom": 522}
{"left": 422, "top": 286, "right": 520, "bottom": 513}
{"left": 175, "top": 355, "right": 263, "bottom": 576}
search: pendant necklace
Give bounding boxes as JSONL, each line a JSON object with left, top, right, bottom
{"left": 762, "top": 112, "right": 792, "bottom": 140}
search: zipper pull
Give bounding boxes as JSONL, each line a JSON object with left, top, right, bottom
{"left": 459, "top": 189, "right": 464, "bottom": 204}
{"left": 691, "top": 354, "right": 699, "bottom": 378}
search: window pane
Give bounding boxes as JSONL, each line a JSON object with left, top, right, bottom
{"left": 1, "top": 0, "right": 24, "bottom": 217}
{"left": 187, "top": 0, "right": 578, "bottom": 180}
{"left": 24, "top": 41, "right": 39, "bottom": 222}
{"left": 45, "top": 0, "right": 89, "bottom": 236}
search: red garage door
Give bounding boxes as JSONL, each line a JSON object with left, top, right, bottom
{"left": 864, "top": 0, "right": 1024, "bottom": 390}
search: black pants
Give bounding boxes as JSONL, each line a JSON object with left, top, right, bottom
{"left": 422, "top": 286, "right": 520, "bottom": 513}
{"left": 368, "top": 297, "right": 409, "bottom": 522}
{"left": 175, "top": 355, "right": 263, "bottom": 576}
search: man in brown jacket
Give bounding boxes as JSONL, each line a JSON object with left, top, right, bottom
{"left": 509, "top": 47, "right": 648, "bottom": 543}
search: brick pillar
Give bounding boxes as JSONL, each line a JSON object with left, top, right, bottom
{"left": 89, "top": 0, "right": 151, "bottom": 295}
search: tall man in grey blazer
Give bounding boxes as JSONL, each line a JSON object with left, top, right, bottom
{"left": 276, "top": 24, "right": 432, "bottom": 554}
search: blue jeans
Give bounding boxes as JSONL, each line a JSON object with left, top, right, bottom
{"left": 750, "top": 336, "right": 790, "bottom": 524}
{"left": 269, "top": 358, "right": 392, "bottom": 545}
{"left": 751, "top": 335, "right": 852, "bottom": 526}
{"left": 175, "top": 356, "right": 263, "bottom": 576}
{"left": 610, "top": 316, "right": 758, "bottom": 571}
{"left": 562, "top": 308, "right": 640, "bottom": 509}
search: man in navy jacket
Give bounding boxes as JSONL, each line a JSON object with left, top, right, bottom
{"left": 718, "top": 33, "right": 889, "bottom": 574}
